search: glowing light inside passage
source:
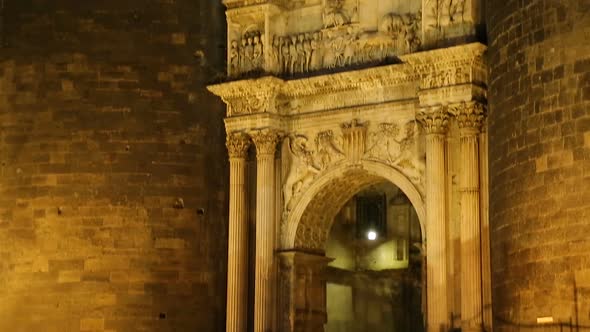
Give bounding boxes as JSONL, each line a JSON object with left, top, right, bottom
{"left": 367, "top": 230, "right": 377, "bottom": 241}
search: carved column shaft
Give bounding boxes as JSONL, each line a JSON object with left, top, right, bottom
{"left": 251, "top": 130, "right": 281, "bottom": 332}
{"left": 453, "top": 102, "right": 485, "bottom": 332}
{"left": 226, "top": 133, "right": 251, "bottom": 332}
{"left": 418, "top": 108, "right": 449, "bottom": 332}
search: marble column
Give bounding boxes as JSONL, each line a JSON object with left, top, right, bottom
{"left": 225, "top": 132, "right": 251, "bottom": 332}
{"left": 451, "top": 101, "right": 485, "bottom": 332}
{"left": 417, "top": 107, "right": 449, "bottom": 332}
{"left": 251, "top": 129, "right": 281, "bottom": 332}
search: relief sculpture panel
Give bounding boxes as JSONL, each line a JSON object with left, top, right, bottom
{"left": 282, "top": 119, "right": 425, "bottom": 214}
{"left": 226, "top": 0, "right": 423, "bottom": 78}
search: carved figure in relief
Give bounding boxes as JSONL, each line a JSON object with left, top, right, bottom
{"left": 252, "top": 35, "right": 263, "bottom": 69}
{"left": 271, "top": 36, "right": 281, "bottom": 74}
{"left": 281, "top": 37, "right": 290, "bottom": 74}
{"left": 403, "top": 12, "right": 422, "bottom": 52}
{"left": 365, "top": 123, "right": 402, "bottom": 163}
{"left": 239, "top": 38, "right": 248, "bottom": 72}
{"left": 380, "top": 13, "right": 405, "bottom": 38}
{"left": 289, "top": 36, "right": 298, "bottom": 75}
{"left": 310, "top": 32, "right": 322, "bottom": 71}
{"left": 322, "top": 0, "right": 349, "bottom": 29}
{"left": 245, "top": 37, "right": 254, "bottom": 72}
{"left": 343, "top": 27, "right": 357, "bottom": 66}
{"left": 315, "top": 130, "right": 344, "bottom": 169}
{"left": 380, "top": 12, "right": 422, "bottom": 53}
{"left": 395, "top": 121, "right": 425, "bottom": 183}
{"left": 303, "top": 33, "right": 312, "bottom": 73}
{"left": 229, "top": 40, "right": 239, "bottom": 75}
{"left": 322, "top": 40, "right": 337, "bottom": 69}
{"left": 283, "top": 135, "right": 320, "bottom": 211}
{"left": 296, "top": 34, "right": 306, "bottom": 73}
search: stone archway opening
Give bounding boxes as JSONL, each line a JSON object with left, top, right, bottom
{"left": 324, "top": 181, "right": 424, "bottom": 332}
{"left": 277, "top": 163, "right": 426, "bottom": 332}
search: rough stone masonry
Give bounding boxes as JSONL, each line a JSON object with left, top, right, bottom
{"left": 0, "top": 1, "right": 228, "bottom": 331}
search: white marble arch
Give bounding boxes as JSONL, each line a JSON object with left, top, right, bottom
{"left": 283, "top": 159, "right": 426, "bottom": 251}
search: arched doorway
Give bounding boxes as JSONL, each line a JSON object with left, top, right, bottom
{"left": 277, "top": 162, "right": 426, "bottom": 332}
{"left": 325, "top": 181, "right": 424, "bottom": 332}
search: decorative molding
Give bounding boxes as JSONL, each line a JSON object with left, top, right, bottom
{"left": 226, "top": 132, "right": 251, "bottom": 159}
{"left": 341, "top": 119, "right": 367, "bottom": 164}
{"left": 208, "top": 77, "right": 283, "bottom": 117}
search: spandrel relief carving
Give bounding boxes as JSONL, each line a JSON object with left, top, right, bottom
{"left": 283, "top": 130, "right": 344, "bottom": 211}
{"left": 365, "top": 121, "right": 425, "bottom": 185}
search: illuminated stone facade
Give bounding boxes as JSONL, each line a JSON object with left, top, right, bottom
{"left": 208, "top": 1, "right": 493, "bottom": 331}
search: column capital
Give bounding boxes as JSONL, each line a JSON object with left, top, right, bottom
{"left": 250, "top": 129, "right": 282, "bottom": 156}
{"left": 449, "top": 101, "right": 487, "bottom": 133}
{"left": 226, "top": 132, "right": 251, "bottom": 159}
{"left": 417, "top": 106, "right": 449, "bottom": 135}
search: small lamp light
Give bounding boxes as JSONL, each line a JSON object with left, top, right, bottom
{"left": 367, "top": 230, "right": 377, "bottom": 241}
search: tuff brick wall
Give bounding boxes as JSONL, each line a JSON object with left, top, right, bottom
{"left": 0, "top": 1, "right": 228, "bottom": 331}
{"left": 487, "top": 0, "right": 590, "bottom": 330}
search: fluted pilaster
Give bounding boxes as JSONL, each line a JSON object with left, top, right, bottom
{"left": 251, "top": 129, "right": 281, "bottom": 332}
{"left": 226, "top": 132, "right": 251, "bottom": 332}
{"left": 450, "top": 101, "right": 485, "bottom": 332}
{"left": 417, "top": 107, "right": 449, "bottom": 332}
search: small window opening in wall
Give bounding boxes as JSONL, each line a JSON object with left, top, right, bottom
{"left": 159, "top": 312, "right": 166, "bottom": 320}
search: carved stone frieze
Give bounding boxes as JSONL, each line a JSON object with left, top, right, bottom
{"left": 230, "top": 30, "right": 265, "bottom": 77}
{"left": 402, "top": 43, "right": 487, "bottom": 90}
{"left": 226, "top": 132, "right": 251, "bottom": 159}
{"left": 282, "top": 119, "right": 426, "bottom": 213}
{"left": 449, "top": 101, "right": 486, "bottom": 131}
{"left": 417, "top": 106, "right": 449, "bottom": 135}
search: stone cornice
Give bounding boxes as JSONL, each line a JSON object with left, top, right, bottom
{"left": 401, "top": 43, "right": 487, "bottom": 71}
{"left": 281, "top": 63, "right": 418, "bottom": 98}
{"left": 208, "top": 76, "right": 283, "bottom": 117}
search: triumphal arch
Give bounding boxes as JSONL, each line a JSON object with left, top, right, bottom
{"left": 208, "top": 0, "right": 491, "bottom": 331}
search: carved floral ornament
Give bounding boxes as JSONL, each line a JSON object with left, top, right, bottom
{"left": 448, "top": 100, "right": 487, "bottom": 131}
{"left": 250, "top": 129, "right": 283, "bottom": 156}
{"left": 416, "top": 106, "right": 449, "bottom": 134}
{"left": 226, "top": 132, "right": 251, "bottom": 159}
{"left": 417, "top": 101, "right": 487, "bottom": 134}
